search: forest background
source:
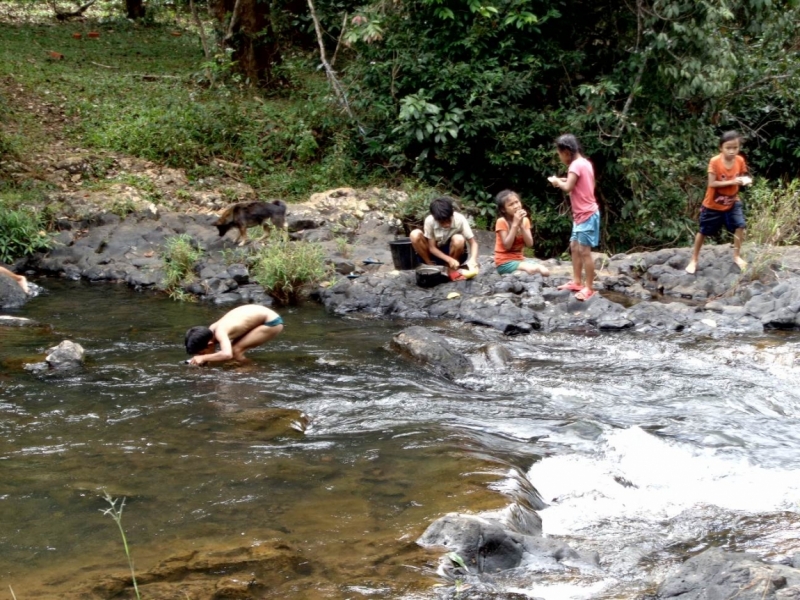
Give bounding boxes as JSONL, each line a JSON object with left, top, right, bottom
{"left": 1, "top": 0, "right": 799, "bottom": 258}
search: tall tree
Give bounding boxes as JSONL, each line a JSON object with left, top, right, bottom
{"left": 211, "top": 0, "right": 282, "bottom": 85}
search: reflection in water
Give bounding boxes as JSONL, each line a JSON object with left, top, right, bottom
{"left": 1, "top": 280, "right": 800, "bottom": 598}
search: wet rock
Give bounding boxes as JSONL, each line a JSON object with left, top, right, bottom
{"left": 658, "top": 547, "right": 800, "bottom": 600}
{"left": 418, "top": 513, "right": 592, "bottom": 577}
{"left": 0, "top": 315, "right": 37, "bottom": 327}
{"left": 222, "top": 407, "right": 309, "bottom": 440}
{"left": 484, "top": 343, "right": 513, "bottom": 368}
{"left": 46, "top": 340, "right": 85, "bottom": 370}
{"left": 79, "top": 542, "right": 309, "bottom": 600}
{"left": 434, "top": 581, "right": 535, "bottom": 600}
{"left": 391, "top": 326, "right": 472, "bottom": 380}
{"left": 418, "top": 514, "right": 524, "bottom": 573}
{"left": 0, "top": 272, "right": 29, "bottom": 308}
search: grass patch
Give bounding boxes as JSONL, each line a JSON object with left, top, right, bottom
{"left": 161, "top": 233, "right": 202, "bottom": 300}
{"left": 0, "top": 20, "right": 383, "bottom": 201}
{"left": 747, "top": 178, "right": 800, "bottom": 246}
{"left": 0, "top": 183, "right": 53, "bottom": 262}
{"left": 250, "top": 231, "right": 328, "bottom": 305}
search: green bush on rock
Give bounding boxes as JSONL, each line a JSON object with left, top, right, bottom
{"left": 161, "top": 234, "right": 203, "bottom": 301}
{"left": 250, "top": 232, "right": 328, "bottom": 305}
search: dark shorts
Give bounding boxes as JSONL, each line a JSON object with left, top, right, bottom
{"left": 419, "top": 240, "right": 468, "bottom": 267}
{"left": 699, "top": 203, "right": 746, "bottom": 236}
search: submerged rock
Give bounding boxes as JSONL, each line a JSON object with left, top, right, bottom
{"left": 418, "top": 513, "right": 597, "bottom": 577}
{"left": 390, "top": 326, "right": 473, "bottom": 380}
{"left": 658, "top": 546, "right": 800, "bottom": 600}
{"left": 77, "top": 542, "right": 310, "bottom": 600}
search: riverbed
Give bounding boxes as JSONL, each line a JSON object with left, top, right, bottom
{"left": 2, "top": 280, "right": 800, "bottom": 598}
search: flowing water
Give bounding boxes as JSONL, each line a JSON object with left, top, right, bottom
{"left": 2, "top": 280, "right": 800, "bottom": 598}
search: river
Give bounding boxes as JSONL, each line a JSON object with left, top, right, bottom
{"left": 2, "top": 280, "right": 799, "bottom": 598}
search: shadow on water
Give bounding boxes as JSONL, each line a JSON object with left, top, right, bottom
{"left": 2, "top": 279, "right": 800, "bottom": 598}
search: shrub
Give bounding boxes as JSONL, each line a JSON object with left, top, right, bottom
{"left": 161, "top": 234, "right": 203, "bottom": 300}
{"left": 0, "top": 201, "right": 51, "bottom": 263}
{"left": 250, "top": 232, "right": 328, "bottom": 305}
{"left": 746, "top": 179, "right": 800, "bottom": 246}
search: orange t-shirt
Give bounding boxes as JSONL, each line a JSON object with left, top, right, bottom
{"left": 494, "top": 216, "right": 531, "bottom": 266}
{"left": 702, "top": 154, "right": 747, "bottom": 212}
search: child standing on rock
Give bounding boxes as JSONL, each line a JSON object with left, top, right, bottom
{"left": 548, "top": 134, "right": 600, "bottom": 301}
{"left": 685, "top": 131, "right": 752, "bottom": 275}
{"left": 493, "top": 190, "right": 549, "bottom": 276}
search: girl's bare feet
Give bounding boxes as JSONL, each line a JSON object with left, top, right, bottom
{"left": 734, "top": 256, "right": 748, "bottom": 271}
{"left": 685, "top": 260, "right": 697, "bottom": 274}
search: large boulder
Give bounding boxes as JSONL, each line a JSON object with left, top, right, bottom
{"left": 658, "top": 547, "right": 800, "bottom": 600}
{"left": 418, "top": 513, "right": 595, "bottom": 577}
{"left": 390, "top": 326, "right": 472, "bottom": 380}
{"left": 0, "top": 270, "right": 28, "bottom": 309}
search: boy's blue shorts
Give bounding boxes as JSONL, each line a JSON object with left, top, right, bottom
{"left": 570, "top": 211, "right": 600, "bottom": 248}
{"left": 699, "top": 203, "right": 746, "bottom": 236}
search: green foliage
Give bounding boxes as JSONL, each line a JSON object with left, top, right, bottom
{"left": 0, "top": 191, "right": 52, "bottom": 263}
{"left": 250, "top": 231, "right": 328, "bottom": 305}
{"left": 746, "top": 178, "right": 800, "bottom": 246}
{"left": 344, "top": 0, "right": 800, "bottom": 252}
{"left": 161, "top": 234, "right": 203, "bottom": 300}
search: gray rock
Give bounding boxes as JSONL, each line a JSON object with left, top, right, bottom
{"left": 390, "top": 326, "right": 472, "bottom": 380}
{"left": 658, "top": 547, "right": 800, "bottom": 600}
{"left": 227, "top": 263, "right": 249, "bottom": 284}
{"left": 0, "top": 315, "right": 37, "bottom": 327}
{"left": 0, "top": 271, "right": 28, "bottom": 308}
{"left": 418, "top": 514, "right": 524, "bottom": 573}
{"left": 418, "top": 513, "right": 592, "bottom": 578}
{"left": 45, "top": 340, "right": 85, "bottom": 370}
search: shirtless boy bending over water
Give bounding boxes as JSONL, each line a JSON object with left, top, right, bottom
{"left": 185, "top": 304, "right": 283, "bottom": 365}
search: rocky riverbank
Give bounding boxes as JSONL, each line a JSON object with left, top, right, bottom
{"left": 5, "top": 187, "right": 800, "bottom": 338}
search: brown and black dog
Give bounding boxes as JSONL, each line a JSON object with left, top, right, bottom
{"left": 215, "top": 200, "right": 287, "bottom": 245}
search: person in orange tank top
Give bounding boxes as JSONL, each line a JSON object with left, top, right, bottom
{"left": 685, "top": 131, "right": 753, "bottom": 274}
{"left": 493, "top": 190, "right": 550, "bottom": 276}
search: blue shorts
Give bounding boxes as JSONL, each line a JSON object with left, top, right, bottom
{"left": 264, "top": 316, "right": 284, "bottom": 327}
{"left": 699, "top": 203, "right": 746, "bottom": 236}
{"left": 570, "top": 211, "right": 600, "bottom": 248}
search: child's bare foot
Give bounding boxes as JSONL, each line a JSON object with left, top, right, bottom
{"left": 685, "top": 260, "right": 697, "bottom": 275}
{"left": 734, "top": 256, "right": 748, "bottom": 271}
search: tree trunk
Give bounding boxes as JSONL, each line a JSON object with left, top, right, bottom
{"left": 125, "top": 0, "right": 145, "bottom": 19}
{"left": 210, "top": 0, "right": 281, "bottom": 87}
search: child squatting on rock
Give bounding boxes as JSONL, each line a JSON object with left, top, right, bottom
{"left": 410, "top": 196, "right": 480, "bottom": 281}
{"left": 493, "top": 190, "right": 550, "bottom": 277}
{"left": 685, "top": 130, "right": 753, "bottom": 275}
{"left": 185, "top": 304, "right": 284, "bottom": 366}
{"left": 548, "top": 134, "right": 600, "bottom": 301}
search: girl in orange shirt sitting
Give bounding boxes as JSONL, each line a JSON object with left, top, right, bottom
{"left": 494, "top": 190, "right": 550, "bottom": 276}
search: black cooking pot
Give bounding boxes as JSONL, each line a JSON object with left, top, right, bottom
{"left": 415, "top": 265, "right": 449, "bottom": 288}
